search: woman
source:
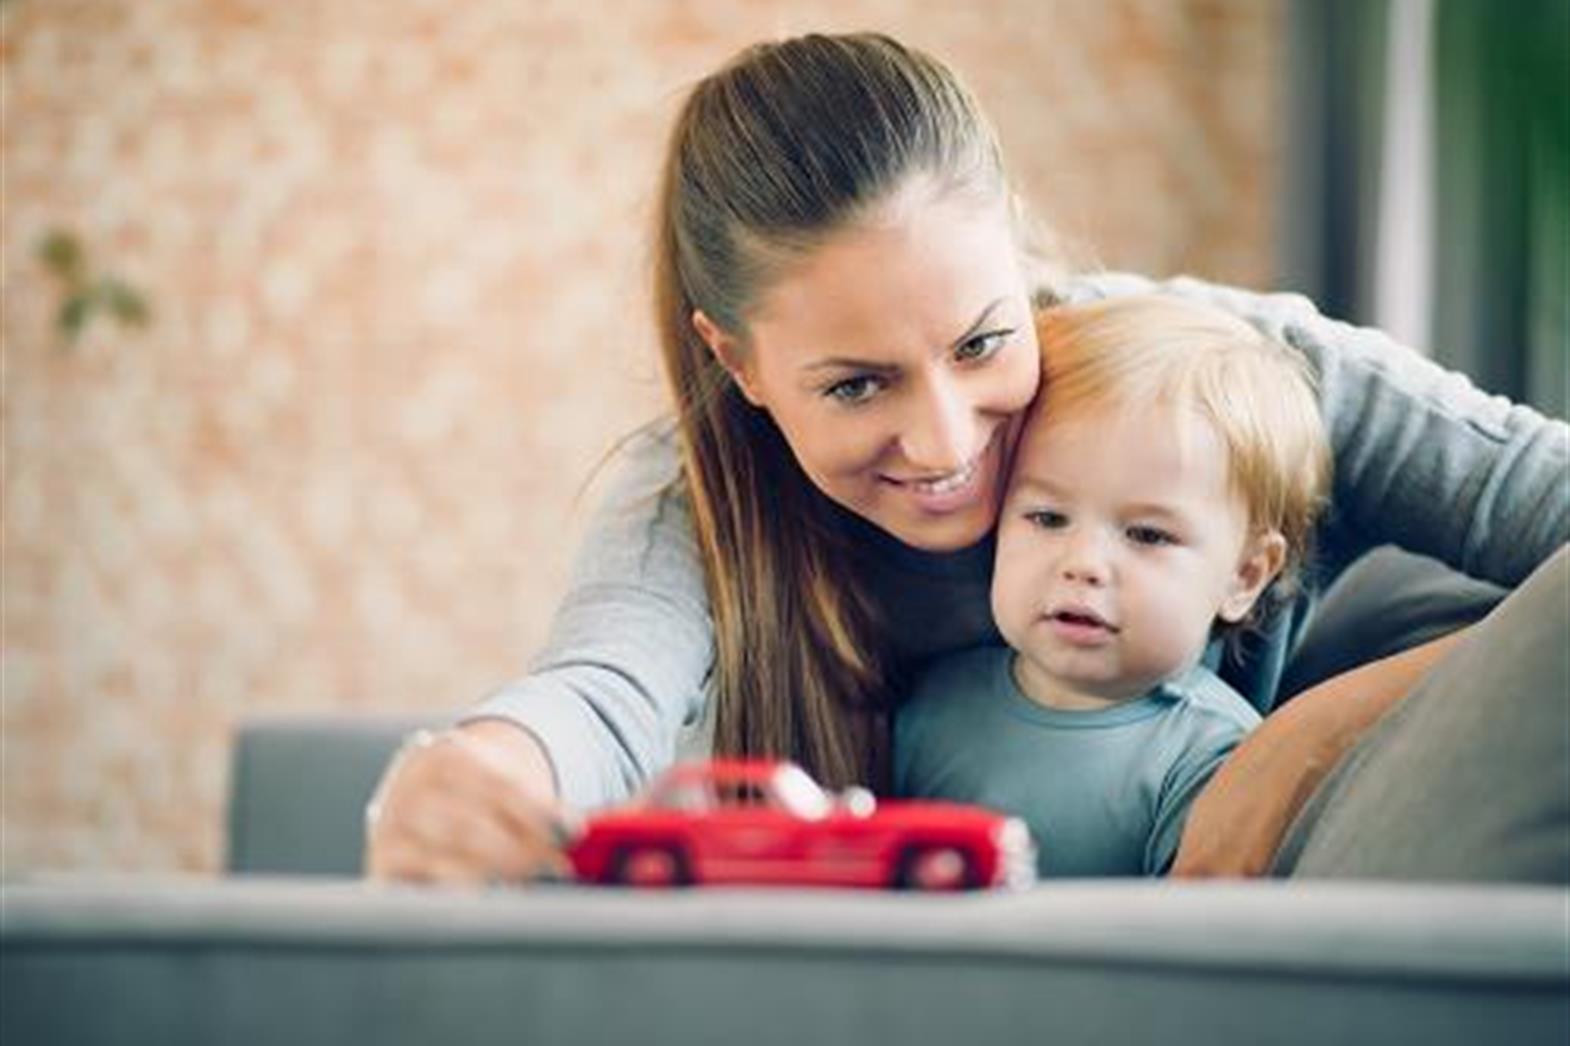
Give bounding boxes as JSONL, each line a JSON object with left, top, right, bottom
{"left": 365, "top": 33, "right": 1568, "bottom": 885}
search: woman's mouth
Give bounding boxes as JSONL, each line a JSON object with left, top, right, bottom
{"left": 882, "top": 433, "right": 997, "bottom": 514}
{"left": 908, "top": 456, "right": 980, "bottom": 495}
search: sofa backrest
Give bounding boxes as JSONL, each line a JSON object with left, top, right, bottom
{"left": 226, "top": 715, "right": 442, "bottom": 876}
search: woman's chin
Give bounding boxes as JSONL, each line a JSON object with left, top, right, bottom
{"left": 878, "top": 499, "right": 998, "bottom": 552}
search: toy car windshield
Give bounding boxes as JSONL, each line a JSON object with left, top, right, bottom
{"left": 645, "top": 763, "right": 833, "bottom": 820}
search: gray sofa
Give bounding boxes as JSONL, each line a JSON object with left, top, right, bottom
{"left": 3, "top": 711, "right": 1568, "bottom": 1045}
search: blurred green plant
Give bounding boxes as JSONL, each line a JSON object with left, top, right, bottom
{"left": 35, "top": 228, "right": 152, "bottom": 344}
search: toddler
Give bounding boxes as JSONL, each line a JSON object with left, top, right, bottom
{"left": 895, "top": 294, "right": 1330, "bottom": 876}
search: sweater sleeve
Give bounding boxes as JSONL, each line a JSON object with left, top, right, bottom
{"left": 1059, "top": 273, "right": 1570, "bottom": 586}
{"left": 462, "top": 423, "right": 713, "bottom": 810}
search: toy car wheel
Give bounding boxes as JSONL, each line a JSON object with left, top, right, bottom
{"left": 609, "top": 843, "right": 693, "bottom": 887}
{"left": 895, "top": 844, "right": 976, "bottom": 891}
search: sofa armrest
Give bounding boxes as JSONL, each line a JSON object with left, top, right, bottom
{"left": 226, "top": 715, "right": 443, "bottom": 876}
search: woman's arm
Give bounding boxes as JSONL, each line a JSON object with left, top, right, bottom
{"left": 365, "top": 423, "right": 716, "bottom": 882}
{"left": 460, "top": 422, "right": 714, "bottom": 810}
{"left": 1170, "top": 628, "right": 1469, "bottom": 877}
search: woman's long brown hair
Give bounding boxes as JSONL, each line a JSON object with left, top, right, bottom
{"left": 651, "top": 33, "right": 1010, "bottom": 791}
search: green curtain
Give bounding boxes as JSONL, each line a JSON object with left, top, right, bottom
{"left": 1282, "top": 0, "right": 1568, "bottom": 417}
{"left": 1431, "top": 0, "right": 1568, "bottom": 417}
{"left": 1279, "top": 0, "right": 1389, "bottom": 328}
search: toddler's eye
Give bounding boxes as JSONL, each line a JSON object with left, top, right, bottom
{"left": 1025, "top": 509, "right": 1068, "bottom": 529}
{"left": 1127, "top": 525, "right": 1178, "bottom": 546}
{"left": 955, "top": 329, "right": 1012, "bottom": 362}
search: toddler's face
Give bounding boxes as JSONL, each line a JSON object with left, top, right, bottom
{"left": 990, "top": 401, "right": 1279, "bottom": 708}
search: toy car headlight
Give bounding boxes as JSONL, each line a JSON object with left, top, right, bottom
{"left": 837, "top": 786, "right": 876, "bottom": 818}
{"left": 985, "top": 816, "right": 1036, "bottom": 860}
{"left": 993, "top": 817, "right": 1038, "bottom": 888}
{"left": 993, "top": 817, "right": 1031, "bottom": 853}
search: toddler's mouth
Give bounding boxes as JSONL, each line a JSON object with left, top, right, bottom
{"left": 1048, "top": 608, "right": 1118, "bottom": 633}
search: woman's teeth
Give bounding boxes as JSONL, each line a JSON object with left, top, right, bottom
{"left": 910, "top": 458, "right": 978, "bottom": 494}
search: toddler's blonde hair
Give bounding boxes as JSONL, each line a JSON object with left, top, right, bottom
{"left": 1033, "top": 294, "right": 1332, "bottom": 619}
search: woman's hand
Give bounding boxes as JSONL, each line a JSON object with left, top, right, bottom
{"left": 364, "top": 719, "right": 571, "bottom": 885}
{"left": 1171, "top": 629, "right": 1470, "bottom": 877}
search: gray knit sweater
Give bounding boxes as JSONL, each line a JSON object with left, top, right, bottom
{"left": 468, "top": 273, "right": 1570, "bottom": 809}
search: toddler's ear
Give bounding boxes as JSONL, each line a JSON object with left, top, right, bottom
{"left": 1219, "top": 530, "right": 1288, "bottom": 624}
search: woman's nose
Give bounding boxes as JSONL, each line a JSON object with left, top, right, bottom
{"left": 899, "top": 375, "right": 977, "bottom": 473}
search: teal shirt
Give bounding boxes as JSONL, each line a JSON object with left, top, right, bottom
{"left": 894, "top": 647, "right": 1261, "bottom": 877}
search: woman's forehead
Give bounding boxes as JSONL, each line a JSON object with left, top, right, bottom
{"left": 747, "top": 195, "right": 1024, "bottom": 361}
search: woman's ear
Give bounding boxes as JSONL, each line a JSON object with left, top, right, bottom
{"left": 692, "top": 310, "right": 765, "bottom": 407}
{"left": 1218, "top": 530, "right": 1288, "bottom": 624}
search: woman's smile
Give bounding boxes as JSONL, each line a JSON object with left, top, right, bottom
{"left": 879, "top": 424, "right": 1004, "bottom": 516}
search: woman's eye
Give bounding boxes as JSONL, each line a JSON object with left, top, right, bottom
{"left": 824, "top": 375, "right": 882, "bottom": 404}
{"left": 955, "top": 329, "right": 1012, "bottom": 363}
{"left": 1127, "top": 525, "right": 1178, "bottom": 547}
{"left": 1025, "top": 509, "right": 1068, "bottom": 529}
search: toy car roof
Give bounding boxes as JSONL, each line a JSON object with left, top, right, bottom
{"left": 655, "top": 758, "right": 797, "bottom": 785}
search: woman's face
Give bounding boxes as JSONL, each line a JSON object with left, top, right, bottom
{"left": 700, "top": 189, "right": 1041, "bottom": 552}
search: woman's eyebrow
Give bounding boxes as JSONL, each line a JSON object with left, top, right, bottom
{"left": 801, "top": 297, "right": 1012, "bottom": 373}
{"left": 949, "top": 297, "right": 1009, "bottom": 351}
{"left": 802, "top": 355, "right": 899, "bottom": 375}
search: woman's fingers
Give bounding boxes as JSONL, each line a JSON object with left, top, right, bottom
{"left": 410, "top": 782, "right": 569, "bottom": 882}
{"left": 365, "top": 723, "right": 569, "bottom": 884}
{"left": 434, "top": 728, "right": 574, "bottom": 848}
{"left": 379, "top": 801, "right": 551, "bottom": 884}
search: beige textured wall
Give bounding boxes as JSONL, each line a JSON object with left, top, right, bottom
{"left": 0, "top": 0, "right": 1282, "bottom": 874}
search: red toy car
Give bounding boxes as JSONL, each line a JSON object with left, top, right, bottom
{"left": 565, "top": 759, "right": 1036, "bottom": 890}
